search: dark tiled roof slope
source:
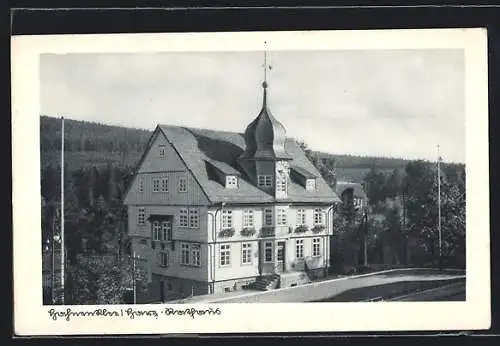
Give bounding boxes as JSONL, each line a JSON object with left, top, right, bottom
{"left": 335, "top": 181, "right": 368, "bottom": 200}
{"left": 158, "top": 125, "right": 340, "bottom": 205}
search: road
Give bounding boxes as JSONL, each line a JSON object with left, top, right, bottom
{"left": 387, "top": 281, "right": 465, "bottom": 301}
{"left": 175, "top": 268, "right": 465, "bottom": 303}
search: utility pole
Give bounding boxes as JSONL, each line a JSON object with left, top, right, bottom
{"left": 132, "top": 251, "right": 137, "bottom": 304}
{"left": 60, "top": 116, "right": 65, "bottom": 304}
{"left": 437, "top": 145, "right": 442, "bottom": 268}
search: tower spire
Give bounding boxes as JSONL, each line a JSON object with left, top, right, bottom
{"left": 263, "top": 41, "right": 268, "bottom": 88}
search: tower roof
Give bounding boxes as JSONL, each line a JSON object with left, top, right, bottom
{"left": 241, "top": 79, "right": 292, "bottom": 161}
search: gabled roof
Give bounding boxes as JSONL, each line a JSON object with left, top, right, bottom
{"left": 157, "top": 125, "right": 340, "bottom": 204}
{"left": 335, "top": 181, "right": 368, "bottom": 200}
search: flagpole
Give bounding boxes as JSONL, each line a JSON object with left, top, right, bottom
{"left": 60, "top": 116, "right": 65, "bottom": 304}
{"left": 437, "top": 144, "right": 442, "bottom": 266}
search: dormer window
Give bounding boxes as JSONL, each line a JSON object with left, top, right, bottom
{"left": 258, "top": 175, "right": 273, "bottom": 187}
{"left": 159, "top": 145, "right": 166, "bottom": 158}
{"left": 306, "top": 178, "right": 316, "bottom": 191}
{"left": 226, "top": 175, "right": 238, "bottom": 189}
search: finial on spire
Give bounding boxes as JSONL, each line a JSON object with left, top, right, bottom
{"left": 262, "top": 41, "right": 272, "bottom": 89}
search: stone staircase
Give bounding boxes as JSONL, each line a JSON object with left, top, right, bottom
{"left": 253, "top": 274, "right": 280, "bottom": 291}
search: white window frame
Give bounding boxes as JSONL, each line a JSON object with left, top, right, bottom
{"left": 152, "top": 221, "right": 161, "bottom": 241}
{"left": 222, "top": 210, "right": 233, "bottom": 229}
{"left": 264, "top": 241, "right": 273, "bottom": 263}
{"left": 159, "top": 145, "right": 166, "bottom": 158}
{"left": 277, "top": 208, "right": 287, "bottom": 226}
{"left": 306, "top": 179, "right": 316, "bottom": 191}
{"left": 137, "top": 208, "right": 145, "bottom": 226}
{"left": 220, "top": 244, "right": 231, "bottom": 267}
{"left": 138, "top": 178, "right": 144, "bottom": 193}
{"left": 161, "top": 177, "right": 168, "bottom": 192}
{"left": 276, "top": 172, "right": 287, "bottom": 193}
{"left": 190, "top": 244, "right": 201, "bottom": 267}
{"left": 181, "top": 243, "right": 190, "bottom": 265}
{"left": 189, "top": 208, "right": 199, "bottom": 229}
{"left": 297, "top": 209, "right": 306, "bottom": 226}
{"left": 241, "top": 243, "right": 252, "bottom": 265}
{"left": 178, "top": 177, "right": 187, "bottom": 193}
{"left": 161, "top": 221, "right": 172, "bottom": 241}
{"left": 263, "top": 208, "right": 273, "bottom": 226}
{"left": 314, "top": 208, "right": 324, "bottom": 225}
{"left": 226, "top": 176, "right": 238, "bottom": 189}
{"left": 152, "top": 177, "right": 160, "bottom": 192}
{"left": 296, "top": 239, "right": 304, "bottom": 259}
{"left": 242, "top": 210, "right": 254, "bottom": 228}
{"left": 179, "top": 208, "right": 188, "bottom": 228}
{"left": 159, "top": 251, "right": 169, "bottom": 267}
{"left": 258, "top": 175, "right": 273, "bottom": 187}
{"left": 312, "top": 238, "right": 321, "bottom": 257}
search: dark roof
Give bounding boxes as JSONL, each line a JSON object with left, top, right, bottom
{"left": 205, "top": 159, "right": 241, "bottom": 176}
{"left": 290, "top": 165, "right": 317, "bottom": 179}
{"left": 158, "top": 125, "right": 340, "bottom": 204}
{"left": 335, "top": 181, "right": 368, "bottom": 200}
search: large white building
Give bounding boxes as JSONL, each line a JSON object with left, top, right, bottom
{"left": 124, "top": 76, "right": 341, "bottom": 302}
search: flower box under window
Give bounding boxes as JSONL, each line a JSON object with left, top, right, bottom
{"left": 240, "top": 227, "right": 256, "bottom": 237}
{"left": 219, "top": 228, "right": 235, "bottom": 238}
{"left": 259, "top": 226, "right": 275, "bottom": 238}
{"left": 294, "top": 225, "right": 309, "bottom": 233}
{"left": 312, "top": 225, "right": 326, "bottom": 233}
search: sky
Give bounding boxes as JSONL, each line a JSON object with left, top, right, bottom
{"left": 40, "top": 49, "right": 465, "bottom": 163}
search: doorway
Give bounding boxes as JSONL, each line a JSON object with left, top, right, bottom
{"left": 277, "top": 241, "right": 286, "bottom": 272}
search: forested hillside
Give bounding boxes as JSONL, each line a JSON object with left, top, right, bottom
{"left": 40, "top": 115, "right": 417, "bottom": 180}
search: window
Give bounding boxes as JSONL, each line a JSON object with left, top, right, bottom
{"left": 258, "top": 175, "right": 272, "bottom": 187}
{"left": 312, "top": 238, "right": 321, "bottom": 257}
{"left": 222, "top": 210, "right": 232, "bottom": 229}
{"left": 306, "top": 179, "right": 316, "bottom": 191}
{"left": 178, "top": 177, "right": 187, "bottom": 193}
{"left": 242, "top": 210, "right": 254, "bottom": 228}
{"left": 264, "top": 242, "right": 273, "bottom": 262}
{"left": 276, "top": 173, "right": 287, "bottom": 193}
{"left": 297, "top": 209, "right": 306, "bottom": 226}
{"left": 158, "top": 251, "right": 169, "bottom": 267}
{"left": 191, "top": 244, "right": 201, "bottom": 267}
{"left": 161, "top": 221, "right": 172, "bottom": 241}
{"left": 152, "top": 178, "right": 160, "bottom": 192}
{"left": 152, "top": 221, "right": 161, "bottom": 241}
{"left": 220, "top": 244, "right": 231, "bottom": 266}
{"left": 189, "top": 209, "right": 199, "bottom": 228}
{"left": 179, "top": 208, "right": 188, "bottom": 228}
{"left": 314, "top": 208, "right": 324, "bottom": 225}
{"left": 138, "top": 178, "right": 144, "bottom": 193}
{"left": 138, "top": 208, "right": 145, "bottom": 226}
{"left": 159, "top": 145, "right": 165, "bottom": 158}
{"left": 264, "top": 208, "right": 273, "bottom": 226}
{"left": 241, "top": 243, "right": 252, "bottom": 265}
{"left": 226, "top": 176, "right": 238, "bottom": 189}
{"left": 277, "top": 208, "right": 287, "bottom": 226}
{"left": 161, "top": 177, "right": 168, "bottom": 192}
{"left": 296, "top": 239, "right": 304, "bottom": 259}
{"left": 180, "top": 243, "right": 201, "bottom": 267}
{"left": 181, "top": 243, "right": 190, "bottom": 265}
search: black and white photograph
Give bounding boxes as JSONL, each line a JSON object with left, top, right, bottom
{"left": 12, "top": 29, "right": 490, "bottom": 334}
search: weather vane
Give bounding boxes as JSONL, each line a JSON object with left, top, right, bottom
{"left": 263, "top": 41, "right": 273, "bottom": 87}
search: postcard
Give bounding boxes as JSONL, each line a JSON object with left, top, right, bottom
{"left": 11, "top": 28, "right": 490, "bottom": 335}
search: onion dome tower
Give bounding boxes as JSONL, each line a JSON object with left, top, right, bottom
{"left": 239, "top": 46, "right": 292, "bottom": 199}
